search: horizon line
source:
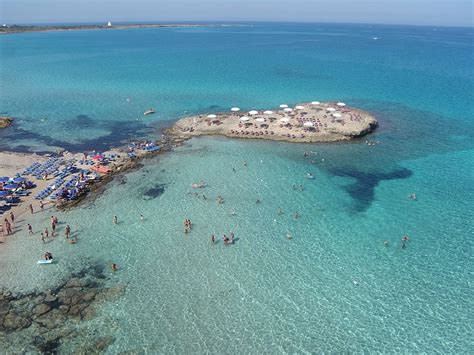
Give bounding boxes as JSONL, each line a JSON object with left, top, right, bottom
{"left": 2, "top": 20, "right": 473, "bottom": 30}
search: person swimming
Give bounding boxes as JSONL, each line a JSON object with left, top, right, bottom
{"left": 211, "top": 235, "right": 216, "bottom": 244}
{"left": 44, "top": 252, "right": 53, "bottom": 260}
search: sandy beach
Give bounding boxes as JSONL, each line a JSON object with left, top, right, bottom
{"left": 167, "top": 102, "right": 377, "bottom": 143}
{"left": 0, "top": 143, "right": 168, "bottom": 239}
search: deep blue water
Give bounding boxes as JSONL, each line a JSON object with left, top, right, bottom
{"left": 0, "top": 23, "right": 473, "bottom": 353}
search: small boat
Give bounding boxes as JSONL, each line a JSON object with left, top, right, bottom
{"left": 144, "top": 108, "right": 155, "bottom": 116}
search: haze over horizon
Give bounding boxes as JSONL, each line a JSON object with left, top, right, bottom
{"left": 1, "top": 0, "right": 472, "bottom": 27}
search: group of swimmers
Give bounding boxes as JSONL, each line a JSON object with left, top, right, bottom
{"left": 383, "top": 235, "right": 411, "bottom": 249}
{"left": 210, "top": 231, "right": 235, "bottom": 245}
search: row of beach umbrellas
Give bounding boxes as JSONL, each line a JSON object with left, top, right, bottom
{"left": 205, "top": 101, "right": 347, "bottom": 120}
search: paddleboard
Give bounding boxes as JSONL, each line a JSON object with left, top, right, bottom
{"left": 37, "top": 259, "right": 53, "bottom": 264}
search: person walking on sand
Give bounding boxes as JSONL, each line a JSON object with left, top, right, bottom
{"left": 29, "top": 204, "right": 34, "bottom": 214}
{"left": 10, "top": 212, "right": 14, "bottom": 224}
{"left": 40, "top": 200, "right": 44, "bottom": 210}
{"left": 4, "top": 219, "right": 12, "bottom": 235}
{"left": 28, "top": 224, "right": 33, "bottom": 235}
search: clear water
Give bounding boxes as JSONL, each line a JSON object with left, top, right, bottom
{"left": 0, "top": 23, "right": 473, "bottom": 353}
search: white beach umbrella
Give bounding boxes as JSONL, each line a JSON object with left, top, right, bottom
{"left": 279, "top": 104, "right": 289, "bottom": 108}
{"left": 280, "top": 117, "right": 290, "bottom": 122}
{"left": 295, "top": 105, "right": 305, "bottom": 110}
{"left": 248, "top": 110, "right": 259, "bottom": 115}
{"left": 337, "top": 102, "right": 346, "bottom": 107}
{"left": 332, "top": 113, "right": 342, "bottom": 118}
{"left": 303, "top": 122, "right": 314, "bottom": 127}
{"left": 283, "top": 107, "right": 293, "bottom": 112}
{"left": 240, "top": 116, "right": 250, "bottom": 121}
{"left": 231, "top": 107, "right": 240, "bottom": 112}
{"left": 207, "top": 114, "right": 217, "bottom": 119}
{"left": 255, "top": 118, "right": 265, "bottom": 122}
{"left": 263, "top": 110, "right": 274, "bottom": 115}
{"left": 327, "top": 107, "right": 337, "bottom": 112}
{"left": 311, "top": 101, "right": 321, "bottom": 105}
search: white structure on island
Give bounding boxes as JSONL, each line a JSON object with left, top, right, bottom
{"left": 107, "top": 21, "right": 112, "bottom": 27}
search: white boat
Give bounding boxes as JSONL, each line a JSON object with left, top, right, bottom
{"left": 144, "top": 108, "right": 155, "bottom": 116}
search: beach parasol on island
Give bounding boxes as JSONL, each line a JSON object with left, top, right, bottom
{"left": 280, "top": 117, "right": 290, "bottom": 122}
{"left": 231, "top": 107, "right": 240, "bottom": 112}
{"left": 337, "top": 102, "right": 346, "bottom": 107}
{"left": 283, "top": 107, "right": 293, "bottom": 112}
{"left": 255, "top": 118, "right": 265, "bottom": 122}
{"left": 240, "top": 116, "right": 250, "bottom": 121}
{"left": 311, "top": 101, "right": 321, "bottom": 105}
{"left": 295, "top": 105, "right": 305, "bottom": 110}
{"left": 303, "top": 122, "right": 314, "bottom": 127}
{"left": 279, "top": 104, "right": 288, "bottom": 108}
{"left": 207, "top": 114, "right": 217, "bottom": 119}
{"left": 263, "top": 110, "right": 274, "bottom": 115}
{"left": 248, "top": 110, "right": 259, "bottom": 115}
{"left": 327, "top": 107, "right": 337, "bottom": 112}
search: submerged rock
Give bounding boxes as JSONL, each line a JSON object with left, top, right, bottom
{"left": 1, "top": 263, "right": 127, "bottom": 353}
{"left": 33, "top": 303, "right": 51, "bottom": 317}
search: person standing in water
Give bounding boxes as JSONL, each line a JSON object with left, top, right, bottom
{"left": 114, "top": 216, "right": 118, "bottom": 225}
{"left": 65, "top": 224, "right": 71, "bottom": 239}
{"left": 27, "top": 224, "right": 33, "bottom": 235}
{"left": 29, "top": 204, "right": 34, "bottom": 214}
{"left": 44, "top": 227, "right": 49, "bottom": 238}
{"left": 211, "top": 235, "right": 216, "bottom": 244}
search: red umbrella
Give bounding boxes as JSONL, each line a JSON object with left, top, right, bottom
{"left": 92, "top": 154, "right": 104, "bottom": 161}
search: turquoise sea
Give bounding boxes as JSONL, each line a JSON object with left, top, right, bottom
{"left": 0, "top": 23, "right": 473, "bottom": 352}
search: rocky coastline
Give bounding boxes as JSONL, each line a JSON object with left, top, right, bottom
{"left": 0, "top": 116, "right": 13, "bottom": 129}
{"left": 0, "top": 263, "right": 125, "bottom": 353}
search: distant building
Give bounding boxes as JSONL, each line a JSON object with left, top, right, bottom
{"left": 2, "top": 24, "right": 7, "bottom": 27}
{"left": 107, "top": 21, "right": 112, "bottom": 27}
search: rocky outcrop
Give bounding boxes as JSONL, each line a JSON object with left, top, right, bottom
{"left": 0, "top": 116, "right": 13, "bottom": 129}
{"left": 0, "top": 263, "right": 125, "bottom": 353}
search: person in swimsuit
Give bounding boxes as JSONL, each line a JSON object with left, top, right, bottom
{"left": 28, "top": 224, "right": 33, "bottom": 235}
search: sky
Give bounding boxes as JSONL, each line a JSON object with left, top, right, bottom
{"left": 0, "top": 0, "right": 472, "bottom": 27}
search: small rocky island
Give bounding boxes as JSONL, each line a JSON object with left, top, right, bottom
{"left": 168, "top": 102, "right": 377, "bottom": 143}
{"left": 0, "top": 116, "right": 13, "bottom": 129}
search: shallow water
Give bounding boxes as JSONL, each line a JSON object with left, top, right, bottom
{"left": 1, "top": 23, "right": 473, "bottom": 353}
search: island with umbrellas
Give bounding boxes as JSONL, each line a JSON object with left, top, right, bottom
{"left": 167, "top": 101, "right": 377, "bottom": 143}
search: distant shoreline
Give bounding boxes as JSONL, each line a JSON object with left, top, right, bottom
{"left": 0, "top": 23, "right": 241, "bottom": 35}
